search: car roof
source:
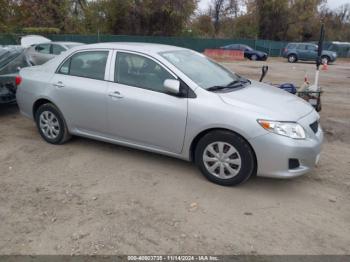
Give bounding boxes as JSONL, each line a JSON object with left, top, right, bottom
{"left": 51, "top": 41, "right": 83, "bottom": 45}
{"left": 74, "top": 42, "right": 187, "bottom": 54}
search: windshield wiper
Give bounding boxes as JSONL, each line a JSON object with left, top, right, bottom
{"left": 207, "top": 85, "right": 231, "bottom": 91}
{"left": 207, "top": 78, "right": 251, "bottom": 92}
{"left": 227, "top": 78, "right": 251, "bottom": 87}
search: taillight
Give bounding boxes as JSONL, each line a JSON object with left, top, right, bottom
{"left": 15, "top": 75, "right": 22, "bottom": 86}
{"left": 283, "top": 48, "right": 288, "bottom": 52}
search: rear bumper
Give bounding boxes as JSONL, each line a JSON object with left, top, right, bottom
{"left": 0, "top": 87, "right": 16, "bottom": 104}
{"left": 249, "top": 112, "right": 323, "bottom": 178}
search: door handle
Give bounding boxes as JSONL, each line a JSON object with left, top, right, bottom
{"left": 53, "top": 81, "right": 65, "bottom": 88}
{"left": 108, "top": 91, "right": 123, "bottom": 99}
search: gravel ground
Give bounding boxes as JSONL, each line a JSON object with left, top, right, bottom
{"left": 0, "top": 58, "right": 349, "bottom": 255}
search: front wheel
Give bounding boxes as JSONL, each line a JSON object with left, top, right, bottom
{"left": 35, "top": 103, "right": 71, "bottom": 144}
{"left": 288, "top": 54, "right": 297, "bottom": 63}
{"left": 195, "top": 131, "right": 256, "bottom": 186}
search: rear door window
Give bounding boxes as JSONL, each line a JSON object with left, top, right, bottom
{"left": 306, "top": 45, "right": 317, "bottom": 51}
{"left": 297, "top": 44, "right": 308, "bottom": 50}
{"left": 35, "top": 44, "right": 51, "bottom": 54}
{"left": 52, "top": 44, "right": 66, "bottom": 55}
{"left": 58, "top": 51, "right": 109, "bottom": 80}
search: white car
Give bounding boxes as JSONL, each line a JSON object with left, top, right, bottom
{"left": 26, "top": 41, "right": 83, "bottom": 65}
{"left": 21, "top": 35, "right": 82, "bottom": 65}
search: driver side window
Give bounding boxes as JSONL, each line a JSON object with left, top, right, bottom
{"left": 115, "top": 52, "right": 175, "bottom": 93}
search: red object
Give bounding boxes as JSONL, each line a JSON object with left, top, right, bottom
{"left": 204, "top": 49, "right": 244, "bottom": 61}
{"left": 322, "top": 62, "right": 328, "bottom": 71}
{"left": 15, "top": 75, "right": 22, "bottom": 86}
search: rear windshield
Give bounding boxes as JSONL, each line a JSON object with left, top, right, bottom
{"left": 0, "top": 47, "right": 23, "bottom": 69}
{"left": 287, "top": 43, "right": 297, "bottom": 49}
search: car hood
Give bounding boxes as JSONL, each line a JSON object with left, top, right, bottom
{"left": 218, "top": 81, "right": 314, "bottom": 121}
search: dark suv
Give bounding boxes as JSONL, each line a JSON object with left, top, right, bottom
{"left": 282, "top": 43, "right": 337, "bottom": 64}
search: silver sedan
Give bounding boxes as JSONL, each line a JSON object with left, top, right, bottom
{"left": 27, "top": 41, "right": 83, "bottom": 65}
{"left": 16, "top": 43, "right": 323, "bottom": 186}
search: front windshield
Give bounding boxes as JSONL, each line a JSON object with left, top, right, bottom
{"left": 243, "top": 45, "right": 253, "bottom": 51}
{"left": 160, "top": 50, "right": 242, "bottom": 90}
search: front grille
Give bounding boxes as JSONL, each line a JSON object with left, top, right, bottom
{"left": 310, "top": 121, "right": 319, "bottom": 134}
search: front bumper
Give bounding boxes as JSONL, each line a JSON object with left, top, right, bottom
{"left": 249, "top": 111, "right": 323, "bottom": 178}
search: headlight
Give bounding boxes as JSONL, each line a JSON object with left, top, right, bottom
{"left": 257, "top": 120, "right": 306, "bottom": 139}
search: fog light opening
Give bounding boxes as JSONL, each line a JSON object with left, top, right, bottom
{"left": 289, "top": 159, "right": 300, "bottom": 170}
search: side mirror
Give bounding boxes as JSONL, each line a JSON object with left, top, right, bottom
{"left": 164, "top": 79, "right": 180, "bottom": 95}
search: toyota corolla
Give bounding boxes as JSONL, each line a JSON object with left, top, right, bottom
{"left": 16, "top": 43, "right": 323, "bottom": 186}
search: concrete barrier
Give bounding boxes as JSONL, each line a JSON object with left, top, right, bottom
{"left": 204, "top": 49, "right": 244, "bottom": 61}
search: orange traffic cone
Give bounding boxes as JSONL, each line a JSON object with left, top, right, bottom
{"left": 322, "top": 62, "right": 328, "bottom": 71}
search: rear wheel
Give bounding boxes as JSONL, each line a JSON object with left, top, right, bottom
{"left": 321, "top": 56, "right": 330, "bottom": 65}
{"left": 288, "top": 54, "right": 297, "bottom": 63}
{"left": 35, "top": 103, "right": 71, "bottom": 144}
{"left": 250, "top": 54, "right": 258, "bottom": 61}
{"left": 195, "top": 131, "right": 255, "bottom": 186}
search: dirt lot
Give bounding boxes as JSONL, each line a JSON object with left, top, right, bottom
{"left": 0, "top": 58, "right": 349, "bottom": 255}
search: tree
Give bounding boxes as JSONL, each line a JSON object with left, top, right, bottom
{"left": 192, "top": 14, "right": 215, "bottom": 37}
{"left": 209, "top": 0, "right": 240, "bottom": 36}
{"left": 256, "top": 0, "right": 289, "bottom": 40}
{"left": 320, "top": 4, "right": 350, "bottom": 41}
{"left": 0, "top": 0, "right": 10, "bottom": 32}
{"left": 286, "top": 0, "right": 325, "bottom": 41}
{"left": 102, "top": 0, "right": 197, "bottom": 36}
{"left": 9, "top": 0, "right": 70, "bottom": 32}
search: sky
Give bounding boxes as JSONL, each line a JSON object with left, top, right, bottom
{"left": 197, "top": 0, "right": 350, "bottom": 12}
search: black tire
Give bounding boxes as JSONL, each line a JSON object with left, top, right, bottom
{"left": 194, "top": 130, "right": 256, "bottom": 186}
{"left": 35, "top": 103, "right": 71, "bottom": 144}
{"left": 250, "top": 54, "right": 258, "bottom": 61}
{"left": 288, "top": 54, "right": 297, "bottom": 63}
{"left": 321, "top": 56, "right": 330, "bottom": 65}
{"left": 316, "top": 100, "right": 322, "bottom": 112}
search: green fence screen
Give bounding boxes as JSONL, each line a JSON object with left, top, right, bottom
{"left": 1, "top": 34, "right": 348, "bottom": 57}
{"left": 49, "top": 35, "right": 288, "bottom": 56}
